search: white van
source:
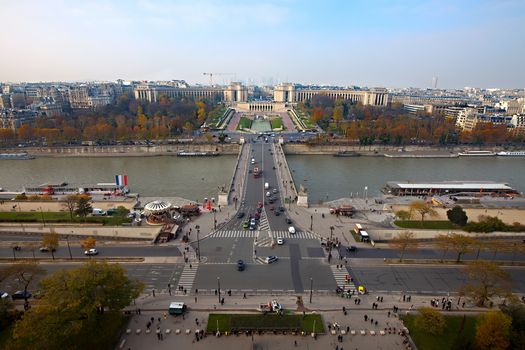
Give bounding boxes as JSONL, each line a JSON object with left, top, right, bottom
{"left": 92, "top": 208, "right": 106, "bottom": 216}
{"left": 168, "top": 302, "right": 186, "bottom": 315}
{"left": 265, "top": 182, "right": 269, "bottom": 190}
{"left": 251, "top": 158, "right": 255, "bottom": 164}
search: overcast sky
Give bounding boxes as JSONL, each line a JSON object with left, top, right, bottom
{"left": 1, "top": 0, "right": 524, "bottom": 88}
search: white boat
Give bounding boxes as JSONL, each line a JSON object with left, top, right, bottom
{"left": 496, "top": 151, "right": 525, "bottom": 156}
{"left": 457, "top": 150, "right": 496, "bottom": 156}
{"left": 0, "top": 152, "right": 34, "bottom": 160}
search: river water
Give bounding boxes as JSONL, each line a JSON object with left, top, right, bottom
{"left": 0, "top": 156, "right": 237, "bottom": 201}
{"left": 1, "top": 155, "right": 524, "bottom": 203}
{"left": 287, "top": 155, "right": 525, "bottom": 203}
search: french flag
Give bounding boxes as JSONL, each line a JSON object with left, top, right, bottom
{"left": 115, "top": 175, "right": 128, "bottom": 187}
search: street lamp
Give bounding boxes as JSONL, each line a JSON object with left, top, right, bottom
{"left": 217, "top": 277, "right": 221, "bottom": 304}
{"left": 196, "top": 225, "right": 201, "bottom": 261}
{"left": 330, "top": 226, "right": 334, "bottom": 242}
{"left": 310, "top": 215, "right": 313, "bottom": 231}
{"left": 309, "top": 278, "right": 313, "bottom": 304}
{"left": 67, "top": 233, "right": 73, "bottom": 260}
{"left": 213, "top": 209, "right": 216, "bottom": 230}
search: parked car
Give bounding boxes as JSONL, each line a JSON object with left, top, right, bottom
{"left": 39, "top": 246, "right": 56, "bottom": 252}
{"left": 265, "top": 256, "right": 278, "bottom": 264}
{"left": 276, "top": 238, "right": 284, "bottom": 245}
{"left": 237, "top": 260, "right": 245, "bottom": 271}
{"left": 84, "top": 248, "right": 98, "bottom": 256}
{"left": 0, "top": 291, "right": 9, "bottom": 299}
{"left": 236, "top": 212, "right": 245, "bottom": 219}
{"left": 12, "top": 290, "right": 32, "bottom": 300}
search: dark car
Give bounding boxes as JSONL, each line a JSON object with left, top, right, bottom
{"left": 39, "top": 246, "right": 56, "bottom": 252}
{"left": 286, "top": 218, "right": 293, "bottom": 225}
{"left": 237, "top": 260, "right": 245, "bottom": 271}
{"left": 274, "top": 211, "right": 281, "bottom": 216}
{"left": 12, "top": 290, "right": 32, "bottom": 300}
{"left": 346, "top": 246, "right": 357, "bottom": 252}
{"left": 278, "top": 206, "right": 285, "bottom": 212}
{"left": 236, "top": 212, "right": 245, "bottom": 219}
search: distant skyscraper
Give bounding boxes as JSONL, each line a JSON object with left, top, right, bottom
{"left": 432, "top": 76, "right": 438, "bottom": 89}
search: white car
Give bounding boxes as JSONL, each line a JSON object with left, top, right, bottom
{"left": 271, "top": 300, "right": 282, "bottom": 312}
{"left": 288, "top": 226, "right": 296, "bottom": 234}
{"left": 276, "top": 238, "right": 284, "bottom": 245}
{"left": 0, "top": 291, "right": 9, "bottom": 299}
{"left": 266, "top": 191, "right": 271, "bottom": 197}
{"left": 84, "top": 248, "right": 98, "bottom": 256}
{"left": 265, "top": 256, "right": 278, "bottom": 264}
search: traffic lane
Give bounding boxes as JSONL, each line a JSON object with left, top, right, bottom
{"left": 1, "top": 245, "right": 182, "bottom": 259}
{"left": 227, "top": 236, "right": 254, "bottom": 264}
{"left": 255, "top": 238, "right": 324, "bottom": 259}
{"left": 197, "top": 237, "right": 253, "bottom": 263}
{"left": 352, "top": 265, "right": 525, "bottom": 294}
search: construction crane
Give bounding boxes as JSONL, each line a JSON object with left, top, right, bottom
{"left": 203, "top": 72, "right": 236, "bottom": 86}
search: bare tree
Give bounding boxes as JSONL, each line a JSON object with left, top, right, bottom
{"left": 389, "top": 231, "right": 419, "bottom": 262}
{"left": 459, "top": 261, "right": 511, "bottom": 307}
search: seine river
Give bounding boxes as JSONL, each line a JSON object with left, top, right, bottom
{"left": 1, "top": 155, "right": 524, "bottom": 202}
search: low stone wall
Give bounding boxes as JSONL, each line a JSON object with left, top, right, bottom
{"left": 11, "top": 143, "right": 241, "bottom": 157}
{"left": 282, "top": 144, "right": 488, "bottom": 155}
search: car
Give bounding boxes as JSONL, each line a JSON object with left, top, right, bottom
{"left": 39, "top": 246, "right": 56, "bottom": 252}
{"left": 12, "top": 290, "right": 32, "bottom": 300}
{"left": 236, "top": 212, "right": 245, "bottom": 219}
{"left": 84, "top": 248, "right": 98, "bottom": 256}
{"left": 257, "top": 202, "right": 263, "bottom": 208}
{"left": 276, "top": 238, "right": 284, "bottom": 245}
{"left": 0, "top": 291, "right": 9, "bottom": 299}
{"left": 286, "top": 218, "right": 293, "bottom": 225}
{"left": 254, "top": 212, "right": 261, "bottom": 219}
{"left": 256, "top": 207, "right": 262, "bottom": 213}
{"left": 265, "top": 256, "right": 278, "bottom": 264}
{"left": 237, "top": 260, "right": 245, "bottom": 271}
{"left": 242, "top": 221, "right": 249, "bottom": 229}
{"left": 269, "top": 205, "right": 274, "bottom": 211}
{"left": 271, "top": 300, "right": 282, "bottom": 312}
{"left": 266, "top": 191, "right": 271, "bottom": 197}
{"left": 272, "top": 188, "right": 278, "bottom": 194}
{"left": 274, "top": 210, "right": 280, "bottom": 216}
{"left": 346, "top": 246, "right": 357, "bottom": 252}
{"left": 278, "top": 206, "right": 285, "bottom": 212}
{"left": 288, "top": 226, "right": 296, "bottom": 234}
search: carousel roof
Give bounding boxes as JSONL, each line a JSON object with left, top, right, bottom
{"left": 144, "top": 200, "right": 172, "bottom": 214}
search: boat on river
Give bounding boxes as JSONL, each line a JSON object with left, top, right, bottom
{"left": 457, "top": 150, "right": 496, "bottom": 157}
{"left": 496, "top": 151, "right": 525, "bottom": 156}
{"left": 0, "top": 152, "right": 34, "bottom": 160}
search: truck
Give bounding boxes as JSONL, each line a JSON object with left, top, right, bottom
{"left": 329, "top": 205, "right": 355, "bottom": 217}
{"left": 92, "top": 208, "right": 106, "bottom": 216}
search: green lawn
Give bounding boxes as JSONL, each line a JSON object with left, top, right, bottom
{"left": 270, "top": 117, "right": 283, "bottom": 130}
{"left": 237, "top": 116, "right": 253, "bottom": 130}
{"left": 401, "top": 314, "right": 476, "bottom": 350}
{"left": 394, "top": 220, "right": 456, "bottom": 230}
{"left": 207, "top": 313, "right": 324, "bottom": 334}
{"left": 0, "top": 212, "right": 131, "bottom": 226}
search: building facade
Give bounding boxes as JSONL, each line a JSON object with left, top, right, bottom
{"left": 134, "top": 82, "right": 248, "bottom": 103}
{"left": 273, "top": 83, "right": 389, "bottom": 106}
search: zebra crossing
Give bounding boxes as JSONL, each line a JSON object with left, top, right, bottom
{"left": 176, "top": 262, "right": 199, "bottom": 294}
{"left": 330, "top": 265, "right": 357, "bottom": 293}
{"left": 254, "top": 230, "right": 273, "bottom": 247}
{"left": 258, "top": 209, "right": 270, "bottom": 231}
{"left": 208, "top": 230, "right": 318, "bottom": 239}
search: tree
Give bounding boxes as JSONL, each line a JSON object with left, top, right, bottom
{"left": 448, "top": 233, "right": 475, "bottom": 263}
{"left": 415, "top": 307, "right": 445, "bottom": 335}
{"left": 409, "top": 200, "right": 438, "bottom": 223}
{"left": 2, "top": 263, "right": 45, "bottom": 303}
{"left": 41, "top": 233, "right": 59, "bottom": 260}
{"left": 74, "top": 195, "right": 92, "bottom": 218}
{"left": 8, "top": 261, "right": 143, "bottom": 350}
{"left": 475, "top": 311, "right": 511, "bottom": 350}
{"left": 459, "top": 261, "right": 511, "bottom": 307}
{"left": 500, "top": 302, "right": 525, "bottom": 350}
{"left": 389, "top": 231, "right": 419, "bottom": 262}
{"left": 434, "top": 234, "right": 451, "bottom": 262}
{"left": 62, "top": 194, "right": 80, "bottom": 220}
{"left": 395, "top": 210, "right": 411, "bottom": 220}
{"left": 82, "top": 236, "right": 96, "bottom": 256}
{"left": 447, "top": 205, "right": 468, "bottom": 226}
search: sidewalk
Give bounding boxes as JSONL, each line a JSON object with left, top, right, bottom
{"left": 119, "top": 292, "right": 485, "bottom": 350}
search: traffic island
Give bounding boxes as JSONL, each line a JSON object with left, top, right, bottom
{"left": 206, "top": 313, "right": 325, "bottom": 335}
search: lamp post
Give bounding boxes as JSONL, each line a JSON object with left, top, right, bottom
{"left": 213, "top": 209, "right": 216, "bottom": 230}
{"left": 217, "top": 277, "right": 221, "bottom": 304}
{"left": 67, "top": 233, "right": 73, "bottom": 260}
{"left": 310, "top": 215, "right": 313, "bottom": 231}
{"left": 196, "top": 225, "right": 201, "bottom": 261}
{"left": 309, "top": 278, "right": 313, "bottom": 304}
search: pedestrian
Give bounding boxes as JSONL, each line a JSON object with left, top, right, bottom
{"left": 388, "top": 311, "right": 391, "bottom": 317}
{"left": 347, "top": 326, "right": 350, "bottom": 332}
{"left": 375, "top": 321, "right": 378, "bottom": 326}
{"left": 158, "top": 317, "right": 161, "bottom": 323}
{"left": 163, "top": 312, "right": 167, "bottom": 320}
{"left": 195, "top": 296, "right": 197, "bottom": 303}
{"left": 380, "top": 297, "right": 383, "bottom": 302}
{"left": 370, "top": 318, "right": 373, "bottom": 324}
{"left": 190, "top": 264, "right": 192, "bottom": 269}
{"left": 168, "top": 287, "right": 171, "bottom": 296}
{"left": 462, "top": 302, "right": 465, "bottom": 308}
{"left": 403, "top": 295, "right": 406, "bottom": 302}
{"left": 152, "top": 289, "right": 155, "bottom": 297}
{"left": 243, "top": 292, "right": 246, "bottom": 299}
{"left": 364, "top": 315, "right": 368, "bottom": 321}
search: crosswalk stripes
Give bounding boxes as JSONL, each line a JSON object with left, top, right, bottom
{"left": 208, "top": 230, "right": 258, "bottom": 238}
{"left": 258, "top": 209, "right": 270, "bottom": 231}
{"left": 253, "top": 256, "right": 267, "bottom": 264}
{"left": 176, "top": 263, "right": 199, "bottom": 294}
{"left": 254, "top": 230, "right": 273, "bottom": 247}
{"left": 270, "top": 231, "right": 318, "bottom": 239}
{"left": 330, "top": 265, "right": 357, "bottom": 293}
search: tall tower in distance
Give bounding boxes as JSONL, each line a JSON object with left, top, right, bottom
{"left": 431, "top": 76, "right": 438, "bottom": 89}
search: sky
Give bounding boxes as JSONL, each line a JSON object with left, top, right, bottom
{"left": 0, "top": 0, "right": 524, "bottom": 88}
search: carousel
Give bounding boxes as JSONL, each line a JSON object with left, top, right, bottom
{"left": 144, "top": 200, "right": 172, "bottom": 225}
